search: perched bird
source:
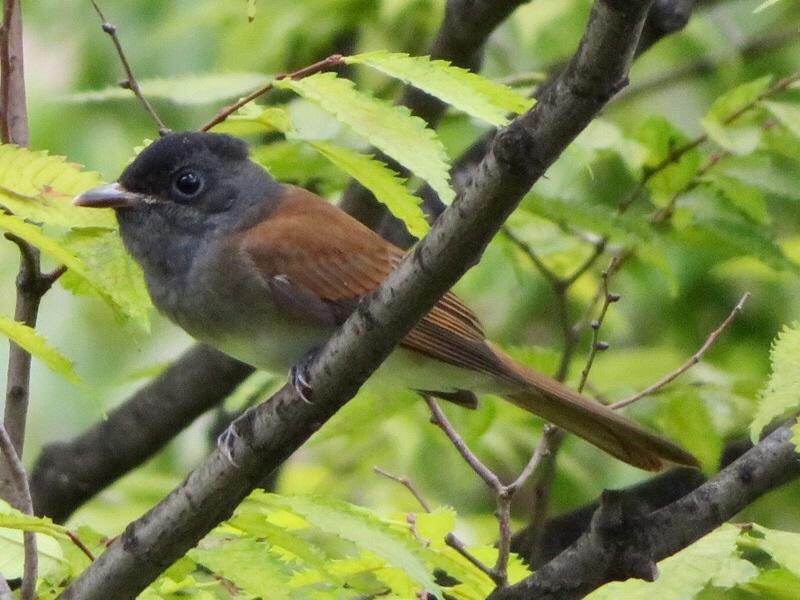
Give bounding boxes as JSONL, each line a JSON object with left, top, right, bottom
{"left": 75, "top": 132, "right": 698, "bottom": 472}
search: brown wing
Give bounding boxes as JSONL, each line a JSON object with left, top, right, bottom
{"left": 238, "top": 186, "right": 509, "bottom": 379}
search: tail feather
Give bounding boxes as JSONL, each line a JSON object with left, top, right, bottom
{"left": 495, "top": 350, "right": 699, "bottom": 472}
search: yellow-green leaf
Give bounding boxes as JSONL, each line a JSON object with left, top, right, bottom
{"left": 750, "top": 323, "right": 800, "bottom": 442}
{"left": 276, "top": 72, "right": 455, "bottom": 204}
{"left": 0, "top": 500, "right": 69, "bottom": 540}
{"left": 308, "top": 141, "right": 429, "bottom": 238}
{"left": 346, "top": 51, "right": 533, "bottom": 125}
{"left": 0, "top": 317, "right": 78, "bottom": 383}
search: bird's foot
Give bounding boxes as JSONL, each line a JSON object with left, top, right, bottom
{"left": 289, "top": 348, "right": 318, "bottom": 404}
{"left": 216, "top": 423, "right": 241, "bottom": 467}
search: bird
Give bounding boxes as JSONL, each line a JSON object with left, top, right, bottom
{"left": 74, "top": 131, "right": 698, "bottom": 472}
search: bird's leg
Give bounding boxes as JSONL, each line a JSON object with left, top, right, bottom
{"left": 289, "top": 347, "right": 319, "bottom": 404}
{"left": 216, "top": 424, "right": 241, "bottom": 467}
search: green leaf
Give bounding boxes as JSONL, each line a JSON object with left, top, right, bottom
{"left": 0, "top": 500, "right": 69, "bottom": 540}
{"left": 0, "top": 213, "right": 90, "bottom": 278}
{"left": 741, "top": 568, "right": 800, "bottom": 600}
{"left": 701, "top": 76, "right": 772, "bottom": 154}
{"left": 0, "top": 317, "right": 78, "bottom": 383}
{"left": 0, "top": 144, "right": 114, "bottom": 229}
{"left": 750, "top": 323, "right": 800, "bottom": 442}
{"left": 247, "top": 0, "right": 257, "bottom": 21}
{"left": 636, "top": 116, "right": 702, "bottom": 207}
{"left": 276, "top": 72, "right": 455, "bottom": 204}
{"left": 716, "top": 154, "right": 800, "bottom": 201}
{"left": 59, "top": 229, "right": 151, "bottom": 332}
{"left": 64, "top": 72, "right": 270, "bottom": 105}
{"left": 345, "top": 51, "right": 533, "bottom": 125}
{"left": 705, "top": 174, "right": 769, "bottom": 225}
{"left": 307, "top": 141, "right": 429, "bottom": 238}
{"left": 654, "top": 387, "right": 722, "bottom": 473}
{"left": 751, "top": 525, "right": 800, "bottom": 578}
{"left": 764, "top": 101, "right": 800, "bottom": 139}
{"left": 252, "top": 492, "right": 444, "bottom": 599}
{"left": 586, "top": 524, "right": 757, "bottom": 599}
{"left": 520, "top": 193, "right": 651, "bottom": 241}
{"left": 190, "top": 537, "right": 293, "bottom": 598}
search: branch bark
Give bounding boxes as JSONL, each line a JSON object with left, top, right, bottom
{"left": 31, "top": 345, "right": 253, "bottom": 522}
{"left": 58, "top": 1, "right": 655, "bottom": 598}
{"left": 488, "top": 423, "right": 800, "bottom": 600}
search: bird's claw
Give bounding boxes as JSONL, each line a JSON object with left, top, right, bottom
{"left": 216, "top": 423, "right": 241, "bottom": 467}
{"left": 289, "top": 350, "right": 317, "bottom": 404}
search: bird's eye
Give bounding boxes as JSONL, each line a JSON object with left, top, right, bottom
{"left": 173, "top": 171, "right": 203, "bottom": 197}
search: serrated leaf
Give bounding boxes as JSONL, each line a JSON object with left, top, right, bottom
{"left": 0, "top": 317, "right": 79, "bottom": 383}
{"left": 0, "top": 500, "right": 69, "bottom": 540}
{"left": 64, "top": 72, "right": 270, "bottom": 105}
{"left": 276, "top": 72, "right": 454, "bottom": 204}
{"left": 750, "top": 323, "right": 800, "bottom": 441}
{"left": 586, "top": 524, "right": 757, "bottom": 599}
{"left": 764, "top": 100, "right": 800, "bottom": 139}
{"left": 59, "top": 229, "right": 151, "bottom": 332}
{"left": 0, "top": 213, "right": 90, "bottom": 278}
{"left": 190, "top": 537, "right": 293, "bottom": 598}
{"left": 253, "top": 492, "right": 444, "bottom": 599}
{"left": 741, "top": 568, "right": 800, "bottom": 599}
{"left": 308, "top": 141, "right": 429, "bottom": 238}
{"left": 701, "top": 76, "right": 772, "bottom": 154}
{"left": 751, "top": 525, "right": 800, "bottom": 578}
{"left": 0, "top": 144, "right": 114, "bottom": 229}
{"left": 345, "top": 51, "right": 533, "bottom": 125}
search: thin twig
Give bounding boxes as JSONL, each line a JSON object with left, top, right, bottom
{"left": 373, "top": 465, "right": 497, "bottom": 583}
{"left": 66, "top": 530, "right": 96, "bottom": 562}
{"left": 577, "top": 260, "right": 620, "bottom": 393}
{"left": 0, "top": 424, "right": 36, "bottom": 600}
{"left": 89, "top": 0, "right": 168, "bottom": 133}
{"left": 200, "top": 54, "right": 345, "bottom": 132}
{"left": 424, "top": 396, "right": 503, "bottom": 493}
{"left": 612, "top": 292, "right": 750, "bottom": 410}
{"left": 373, "top": 466, "right": 431, "bottom": 512}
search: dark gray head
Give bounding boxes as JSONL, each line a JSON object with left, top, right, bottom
{"left": 76, "top": 132, "right": 279, "bottom": 235}
{"left": 75, "top": 132, "right": 281, "bottom": 282}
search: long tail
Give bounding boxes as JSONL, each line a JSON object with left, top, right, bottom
{"left": 494, "top": 348, "right": 699, "bottom": 472}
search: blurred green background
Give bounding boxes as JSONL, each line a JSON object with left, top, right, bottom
{"left": 2, "top": 0, "right": 800, "bottom": 550}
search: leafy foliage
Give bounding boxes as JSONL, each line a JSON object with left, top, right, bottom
{"left": 276, "top": 72, "right": 455, "bottom": 204}
{"left": 345, "top": 51, "right": 534, "bottom": 125}
{"left": 750, "top": 323, "right": 800, "bottom": 441}
{"left": 0, "top": 317, "right": 79, "bottom": 383}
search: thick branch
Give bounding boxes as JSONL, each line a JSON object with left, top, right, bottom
{"left": 489, "top": 424, "right": 800, "bottom": 600}
{"left": 31, "top": 345, "right": 252, "bottom": 522}
{"left": 58, "top": 2, "right": 654, "bottom": 598}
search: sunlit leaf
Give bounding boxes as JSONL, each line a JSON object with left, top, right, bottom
{"left": 307, "top": 141, "right": 429, "bottom": 238}
{"left": 346, "top": 51, "right": 533, "bottom": 125}
{"left": 764, "top": 100, "right": 800, "bottom": 139}
{"left": 276, "top": 72, "right": 455, "bottom": 204}
{"left": 750, "top": 323, "right": 800, "bottom": 441}
{"left": 701, "top": 76, "right": 772, "bottom": 154}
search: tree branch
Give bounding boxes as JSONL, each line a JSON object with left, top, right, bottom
{"left": 58, "top": 1, "right": 654, "bottom": 597}
{"left": 89, "top": 0, "right": 168, "bottom": 133}
{"left": 489, "top": 423, "right": 800, "bottom": 600}
{"left": 30, "top": 344, "right": 252, "bottom": 522}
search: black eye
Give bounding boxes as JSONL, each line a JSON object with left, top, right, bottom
{"left": 174, "top": 171, "right": 203, "bottom": 197}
